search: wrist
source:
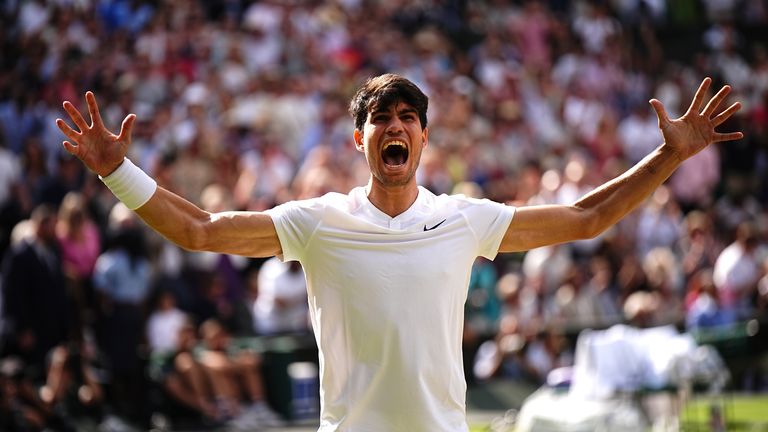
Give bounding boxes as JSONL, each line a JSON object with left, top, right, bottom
{"left": 658, "top": 143, "right": 686, "bottom": 165}
{"left": 97, "top": 160, "right": 125, "bottom": 178}
{"left": 99, "top": 158, "right": 157, "bottom": 210}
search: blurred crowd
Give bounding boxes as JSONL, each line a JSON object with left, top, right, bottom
{"left": 1, "top": 0, "right": 768, "bottom": 430}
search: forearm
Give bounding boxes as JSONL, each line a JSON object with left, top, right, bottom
{"left": 137, "top": 187, "right": 281, "bottom": 256}
{"left": 574, "top": 144, "right": 682, "bottom": 237}
{"left": 503, "top": 78, "right": 742, "bottom": 253}
{"left": 99, "top": 158, "right": 208, "bottom": 250}
{"left": 134, "top": 187, "right": 212, "bottom": 251}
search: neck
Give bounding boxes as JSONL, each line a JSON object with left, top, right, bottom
{"left": 366, "top": 178, "right": 419, "bottom": 218}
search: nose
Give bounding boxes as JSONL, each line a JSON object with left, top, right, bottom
{"left": 386, "top": 117, "right": 404, "bottom": 134}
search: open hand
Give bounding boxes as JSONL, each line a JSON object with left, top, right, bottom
{"left": 56, "top": 92, "right": 136, "bottom": 177}
{"left": 649, "top": 77, "right": 743, "bottom": 162}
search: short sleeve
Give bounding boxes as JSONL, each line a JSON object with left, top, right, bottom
{"left": 461, "top": 198, "right": 516, "bottom": 260}
{"left": 265, "top": 198, "right": 325, "bottom": 262}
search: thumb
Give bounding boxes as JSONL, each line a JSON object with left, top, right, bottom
{"left": 117, "top": 114, "right": 136, "bottom": 143}
{"left": 649, "top": 99, "right": 670, "bottom": 130}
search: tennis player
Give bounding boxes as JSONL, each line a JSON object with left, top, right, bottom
{"left": 57, "top": 74, "right": 742, "bottom": 431}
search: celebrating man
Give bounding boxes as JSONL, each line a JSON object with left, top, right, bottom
{"left": 57, "top": 74, "right": 741, "bottom": 431}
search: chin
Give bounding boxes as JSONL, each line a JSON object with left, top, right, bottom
{"left": 375, "top": 171, "right": 415, "bottom": 187}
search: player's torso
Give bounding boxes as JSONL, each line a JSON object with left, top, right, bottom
{"left": 300, "top": 191, "right": 476, "bottom": 431}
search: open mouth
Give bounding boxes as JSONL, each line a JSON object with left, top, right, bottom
{"left": 382, "top": 140, "right": 408, "bottom": 167}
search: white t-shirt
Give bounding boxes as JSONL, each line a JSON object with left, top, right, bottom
{"left": 146, "top": 308, "right": 187, "bottom": 354}
{"left": 254, "top": 256, "right": 309, "bottom": 334}
{"left": 267, "top": 186, "right": 515, "bottom": 431}
{"left": 713, "top": 242, "right": 759, "bottom": 309}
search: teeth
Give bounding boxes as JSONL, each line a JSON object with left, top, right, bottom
{"left": 384, "top": 141, "right": 407, "bottom": 150}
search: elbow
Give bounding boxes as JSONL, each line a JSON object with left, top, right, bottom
{"left": 183, "top": 226, "right": 212, "bottom": 252}
{"left": 170, "top": 215, "right": 212, "bottom": 252}
{"left": 178, "top": 234, "right": 205, "bottom": 252}
{"left": 580, "top": 222, "right": 606, "bottom": 240}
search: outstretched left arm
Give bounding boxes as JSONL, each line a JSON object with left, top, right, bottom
{"left": 500, "top": 77, "right": 743, "bottom": 253}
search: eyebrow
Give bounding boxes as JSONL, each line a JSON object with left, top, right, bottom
{"left": 370, "top": 106, "right": 418, "bottom": 116}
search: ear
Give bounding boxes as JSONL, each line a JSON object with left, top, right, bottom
{"left": 353, "top": 129, "right": 364, "bottom": 152}
{"left": 421, "top": 127, "right": 429, "bottom": 149}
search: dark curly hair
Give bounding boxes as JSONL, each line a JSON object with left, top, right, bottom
{"left": 348, "top": 74, "right": 429, "bottom": 132}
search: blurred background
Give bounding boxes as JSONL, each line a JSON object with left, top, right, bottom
{"left": 0, "top": 0, "right": 767, "bottom": 431}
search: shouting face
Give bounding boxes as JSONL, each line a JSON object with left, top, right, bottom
{"left": 354, "top": 101, "right": 428, "bottom": 188}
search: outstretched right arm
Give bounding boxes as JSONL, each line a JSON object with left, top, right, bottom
{"left": 135, "top": 187, "right": 281, "bottom": 257}
{"left": 56, "top": 92, "right": 281, "bottom": 258}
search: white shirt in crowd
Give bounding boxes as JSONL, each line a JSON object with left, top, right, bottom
{"left": 253, "top": 256, "right": 310, "bottom": 335}
{"left": 146, "top": 307, "right": 187, "bottom": 354}
{"left": 713, "top": 241, "right": 759, "bottom": 310}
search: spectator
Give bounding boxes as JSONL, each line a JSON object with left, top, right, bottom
{"left": 1, "top": 205, "right": 71, "bottom": 379}
{"left": 92, "top": 203, "right": 152, "bottom": 425}
{"left": 146, "top": 293, "right": 218, "bottom": 425}
{"left": 679, "top": 210, "right": 721, "bottom": 279}
{"left": 473, "top": 314, "right": 528, "bottom": 381}
{"left": 713, "top": 221, "right": 761, "bottom": 318}
{"left": 642, "top": 247, "right": 685, "bottom": 326}
{"left": 197, "top": 318, "right": 284, "bottom": 429}
{"left": 581, "top": 255, "right": 622, "bottom": 328}
{"left": 583, "top": 112, "right": 623, "bottom": 178}
{"left": 18, "top": 136, "right": 49, "bottom": 208}
{"left": 686, "top": 268, "right": 736, "bottom": 330}
{"left": 252, "top": 257, "right": 309, "bottom": 335}
{"left": 668, "top": 143, "right": 720, "bottom": 212}
{"left": 713, "top": 175, "right": 763, "bottom": 239}
{"left": 37, "top": 341, "right": 104, "bottom": 429}
{"left": 635, "top": 186, "right": 683, "bottom": 259}
{"left": 0, "top": 357, "right": 51, "bottom": 431}
{"left": 520, "top": 328, "right": 573, "bottom": 384}
{"left": 35, "top": 153, "right": 85, "bottom": 208}
{"left": 571, "top": 2, "right": 621, "bottom": 55}
{"left": 147, "top": 290, "right": 189, "bottom": 356}
{"left": 623, "top": 290, "right": 661, "bottom": 328}
{"left": 618, "top": 101, "right": 664, "bottom": 164}
{"left": 496, "top": 273, "right": 529, "bottom": 325}
{"left": 56, "top": 192, "right": 101, "bottom": 328}
{"left": 522, "top": 244, "right": 574, "bottom": 294}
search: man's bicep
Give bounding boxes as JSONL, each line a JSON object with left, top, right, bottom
{"left": 499, "top": 204, "right": 593, "bottom": 253}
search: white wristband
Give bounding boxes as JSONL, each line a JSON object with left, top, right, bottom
{"left": 99, "top": 158, "right": 157, "bottom": 210}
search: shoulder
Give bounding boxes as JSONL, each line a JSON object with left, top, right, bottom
{"left": 268, "top": 188, "right": 361, "bottom": 218}
{"left": 430, "top": 189, "right": 509, "bottom": 213}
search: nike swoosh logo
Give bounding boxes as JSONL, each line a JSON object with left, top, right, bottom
{"left": 423, "top": 219, "right": 447, "bottom": 231}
